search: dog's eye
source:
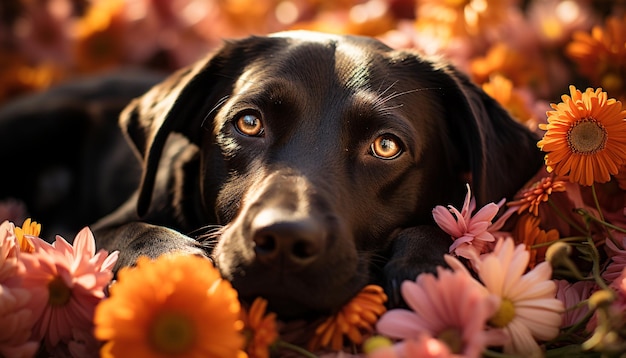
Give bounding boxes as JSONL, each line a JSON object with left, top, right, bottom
{"left": 235, "top": 113, "right": 264, "bottom": 137}
{"left": 370, "top": 135, "right": 403, "bottom": 159}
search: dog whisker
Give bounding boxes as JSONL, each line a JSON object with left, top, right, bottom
{"left": 201, "top": 95, "right": 230, "bottom": 129}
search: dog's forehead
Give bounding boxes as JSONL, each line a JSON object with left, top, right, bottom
{"left": 238, "top": 31, "right": 390, "bottom": 90}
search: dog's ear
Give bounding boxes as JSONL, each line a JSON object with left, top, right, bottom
{"left": 437, "top": 64, "right": 543, "bottom": 205}
{"left": 119, "top": 61, "right": 219, "bottom": 217}
{"left": 119, "top": 36, "right": 288, "bottom": 217}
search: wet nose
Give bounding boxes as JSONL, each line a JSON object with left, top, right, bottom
{"left": 251, "top": 208, "right": 325, "bottom": 268}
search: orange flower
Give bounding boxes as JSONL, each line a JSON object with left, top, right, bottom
{"left": 94, "top": 254, "right": 246, "bottom": 358}
{"left": 482, "top": 74, "right": 537, "bottom": 125}
{"left": 508, "top": 175, "right": 567, "bottom": 216}
{"left": 470, "top": 42, "right": 543, "bottom": 87}
{"left": 308, "top": 285, "right": 387, "bottom": 352}
{"left": 0, "top": 54, "right": 63, "bottom": 104}
{"left": 73, "top": 0, "right": 126, "bottom": 73}
{"left": 415, "top": 0, "right": 514, "bottom": 37}
{"left": 13, "top": 218, "right": 39, "bottom": 253}
{"left": 537, "top": 86, "right": 626, "bottom": 186}
{"left": 242, "top": 297, "right": 278, "bottom": 358}
{"left": 513, "top": 214, "right": 559, "bottom": 268}
{"left": 566, "top": 15, "right": 626, "bottom": 97}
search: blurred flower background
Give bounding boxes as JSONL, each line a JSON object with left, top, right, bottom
{"left": 0, "top": 0, "right": 624, "bottom": 118}
{"left": 2, "top": 1, "right": 626, "bottom": 357}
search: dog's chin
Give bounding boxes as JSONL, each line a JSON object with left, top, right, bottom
{"left": 221, "top": 262, "right": 367, "bottom": 320}
{"left": 239, "top": 292, "right": 327, "bottom": 320}
{"left": 234, "top": 281, "right": 362, "bottom": 320}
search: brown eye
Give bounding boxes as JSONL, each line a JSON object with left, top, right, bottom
{"left": 371, "top": 135, "right": 402, "bottom": 159}
{"left": 235, "top": 113, "right": 264, "bottom": 136}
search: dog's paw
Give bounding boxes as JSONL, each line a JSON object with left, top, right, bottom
{"left": 382, "top": 226, "right": 451, "bottom": 308}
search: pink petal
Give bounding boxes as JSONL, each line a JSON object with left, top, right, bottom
{"left": 73, "top": 227, "right": 96, "bottom": 258}
{"left": 470, "top": 203, "right": 499, "bottom": 223}
{"left": 432, "top": 206, "right": 464, "bottom": 237}
{"left": 376, "top": 309, "right": 429, "bottom": 339}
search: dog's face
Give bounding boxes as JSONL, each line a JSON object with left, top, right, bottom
{"left": 120, "top": 31, "right": 542, "bottom": 318}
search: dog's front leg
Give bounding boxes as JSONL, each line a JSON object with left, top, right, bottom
{"left": 93, "top": 222, "right": 207, "bottom": 272}
{"left": 383, "top": 226, "right": 452, "bottom": 308}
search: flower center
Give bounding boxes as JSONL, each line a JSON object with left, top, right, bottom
{"left": 149, "top": 312, "right": 196, "bottom": 355}
{"left": 437, "top": 328, "right": 463, "bottom": 354}
{"left": 567, "top": 118, "right": 607, "bottom": 154}
{"left": 48, "top": 276, "right": 71, "bottom": 306}
{"left": 489, "top": 298, "right": 516, "bottom": 328}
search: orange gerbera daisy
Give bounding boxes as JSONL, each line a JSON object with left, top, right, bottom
{"left": 73, "top": 0, "right": 126, "bottom": 73}
{"left": 508, "top": 175, "right": 567, "bottom": 216}
{"left": 566, "top": 15, "right": 626, "bottom": 97}
{"left": 242, "top": 297, "right": 278, "bottom": 358}
{"left": 94, "top": 254, "right": 246, "bottom": 358}
{"left": 415, "top": 0, "right": 514, "bottom": 37}
{"left": 308, "top": 285, "right": 387, "bottom": 352}
{"left": 513, "top": 214, "right": 559, "bottom": 268}
{"left": 13, "top": 218, "right": 39, "bottom": 253}
{"left": 470, "top": 42, "right": 542, "bottom": 88}
{"left": 537, "top": 86, "right": 626, "bottom": 186}
{"left": 482, "top": 74, "right": 537, "bottom": 125}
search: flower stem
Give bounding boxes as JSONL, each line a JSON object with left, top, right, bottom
{"left": 274, "top": 340, "right": 319, "bottom": 358}
{"left": 530, "top": 236, "right": 588, "bottom": 249}
{"left": 586, "top": 236, "right": 610, "bottom": 291}
{"left": 590, "top": 183, "right": 605, "bottom": 223}
{"left": 576, "top": 208, "right": 626, "bottom": 234}
{"left": 547, "top": 199, "right": 587, "bottom": 235}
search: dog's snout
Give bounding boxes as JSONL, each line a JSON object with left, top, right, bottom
{"left": 251, "top": 208, "right": 325, "bottom": 268}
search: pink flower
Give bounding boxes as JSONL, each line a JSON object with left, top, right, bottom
{"left": 19, "top": 226, "right": 118, "bottom": 348}
{"left": 0, "top": 220, "right": 39, "bottom": 357}
{"left": 0, "top": 221, "right": 21, "bottom": 285}
{"left": 0, "top": 286, "right": 39, "bottom": 358}
{"left": 432, "top": 184, "right": 514, "bottom": 262}
{"left": 555, "top": 280, "right": 596, "bottom": 328}
{"left": 376, "top": 258, "right": 504, "bottom": 358}
{"left": 474, "top": 238, "right": 564, "bottom": 356}
{"left": 603, "top": 235, "right": 626, "bottom": 283}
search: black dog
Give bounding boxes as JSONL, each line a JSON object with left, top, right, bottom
{"left": 0, "top": 31, "right": 542, "bottom": 319}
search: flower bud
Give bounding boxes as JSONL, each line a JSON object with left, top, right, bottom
{"left": 363, "top": 336, "right": 393, "bottom": 354}
{"left": 588, "top": 289, "right": 615, "bottom": 310}
{"left": 545, "top": 241, "right": 572, "bottom": 267}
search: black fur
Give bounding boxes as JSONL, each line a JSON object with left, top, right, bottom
{"left": 0, "top": 32, "right": 543, "bottom": 319}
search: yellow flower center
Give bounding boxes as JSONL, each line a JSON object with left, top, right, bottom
{"left": 437, "top": 328, "right": 463, "bottom": 354}
{"left": 48, "top": 276, "right": 71, "bottom": 306}
{"left": 149, "top": 312, "right": 196, "bottom": 355}
{"left": 489, "top": 298, "right": 516, "bottom": 328}
{"left": 567, "top": 118, "right": 607, "bottom": 154}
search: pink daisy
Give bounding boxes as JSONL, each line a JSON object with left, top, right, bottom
{"left": 555, "top": 280, "right": 596, "bottom": 328}
{"left": 0, "top": 221, "right": 21, "bottom": 284}
{"left": 0, "top": 220, "right": 39, "bottom": 357}
{"left": 474, "top": 238, "right": 564, "bottom": 356}
{"left": 432, "top": 184, "right": 514, "bottom": 262}
{"left": 603, "top": 235, "right": 626, "bottom": 283}
{"left": 19, "top": 226, "right": 118, "bottom": 348}
{"left": 376, "top": 259, "right": 504, "bottom": 358}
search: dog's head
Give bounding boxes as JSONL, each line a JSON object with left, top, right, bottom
{"left": 119, "top": 31, "right": 542, "bottom": 318}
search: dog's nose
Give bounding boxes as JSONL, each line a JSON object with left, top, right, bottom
{"left": 251, "top": 208, "right": 325, "bottom": 268}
